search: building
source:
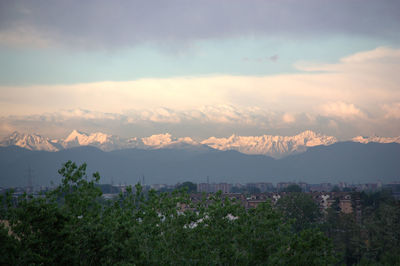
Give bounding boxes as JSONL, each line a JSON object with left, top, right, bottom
{"left": 197, "top": 183, "right": 232, "bottom": 193}
{"left": 247, "top": 182, "right": 274, "bottom": 193}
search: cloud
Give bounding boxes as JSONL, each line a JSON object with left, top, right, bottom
{"left": 0, "top": 1, "right": 399, "bottom": 49}
{"left": 53, "top": 109, "right": 121, "bottom": 120}
{"left": 269, "top": 55, "right": 279, "bottom": 62}
{"left": 101, "top": 105, "right": 276, "bottom": 126}
{"left": 341, "top": 47, "right": 400, "bottom": 64}
{"left": 0, "top": 25, "right": 53, "bottom": 48}
{"left": 327, "top": 120, "right": 339, "bottom": 129}
{"left": 242, "top": 55, "right": 279, "bottom": 63}
{"left": 296, "top": 47, "right": 400, "bottom": 75}
{"left": 318, "top": 102, "right": 366, "bottom": 120}
{"left": 1, "top": 104, "right": 399, "bottom": 140}
{"left": 0, "top": 106, "right": 301, "bottom": 138}
{"left": 282, "top": 113, "right": 295, "bottom": 124}
{"left": 1, "top": 47, "right": 400, "bottom": 139}
{"left": 1, "top": 47, "right": 399, "bottom": 115}
{"left": 382, "top": 102, "right": 400, "bottom": 119}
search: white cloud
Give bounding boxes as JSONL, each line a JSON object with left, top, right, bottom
{"left": 327, "top": 120, "right": 339, "bottom": 129}
{"left": 1, "top": 47, "right": 400, "bottom": 139}
{"left": 341, "top": 47, "right": 400, "bottom": 64}
{"left": 382, "top": 102, "right": 400, "bottom": 119}
{"left": 1, "top": 47, "right": 400, "bottom": 118}
{"left": 282, "top": 113, "right": 295, "bottom": 124}
{"left": 318, "top": 102, "right": 366, "bottom": 120}
{"left": 53, "top": 109, "right": 120, "bottom": 120}
{"left": 0, "top": 121, "right": 16, "bottom": 135}
{"left": 121, "top": 105, "right": 276, "bottom": 126}
{"left": 142, "top": 133, "right": 173, "bottom": 147}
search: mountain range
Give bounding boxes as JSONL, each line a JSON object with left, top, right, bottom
{"left": 0, "top": 130, "right": 399, "bottom": 187}
{"left": 0, "top": 142, "right": 399, "bottom": 187}
{"left": 2, "top": 130, "right": 399, "bottom": 158}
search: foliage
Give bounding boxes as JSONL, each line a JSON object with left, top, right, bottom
{"left": 230, "top": 186, "right": 243, "bottom": 193}
{"left": 231, "top": 185, "right": 261, "bottom": 194}
{"left": 176, "top": 181, "right": 197, "bottom": 193}
{"left": 0, "top": 161, "right": 336, "bottom": 265}
{"left": 276, "top": 192, "right": 322, "bottom": 232}
{"left": 322, "top": 191, "right": 400, "bottom": 265}
{"left": 282, "top": 184, "right": 302, "bottom": 192}
{"left": 246, "top": 185, "right": 261, "bottom": 194}
{"left": 360, "top": 191, "right": 400, "bottom": 264}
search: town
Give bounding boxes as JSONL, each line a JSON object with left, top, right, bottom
{"left": 3, "top": 180, "right": 399, "bottom": 214}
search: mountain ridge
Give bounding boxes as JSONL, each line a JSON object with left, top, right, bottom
{"left": 1, "top": 142, "right": 399, "bottom": 187}
{"left": 1, "top": 130, "right": 400, "bottom": 158}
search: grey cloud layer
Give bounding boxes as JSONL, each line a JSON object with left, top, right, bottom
{"left": 1, "top": 0, "right": 399, "bottom": 48}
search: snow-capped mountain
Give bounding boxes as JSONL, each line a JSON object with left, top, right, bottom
{"left": 0, "top": 132, "right": 60, "bottom": 151}
{"left": 141, "top": 133, "right": 197, "bottom": 149}
{"left": 62, "top": 130, "right": 128, "bottom": 151}
{"left": 2, "top": 130, "right": 399, "bottom": 158}
{"left": 62, "top": 132, "right": 202, "bottom": 151}
{"left": 352, "top": 135, "right": 400, "bottom": 144}
{"left": 201, "top": 130, "right": 337, "bottom": 158}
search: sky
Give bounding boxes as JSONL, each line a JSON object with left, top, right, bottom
{"left": 1, "top": 0, "right": 400, "bottom": 140}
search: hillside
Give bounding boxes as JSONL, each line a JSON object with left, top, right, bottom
{"left": 1, "top": 142, "right": 399, "bottom": 187}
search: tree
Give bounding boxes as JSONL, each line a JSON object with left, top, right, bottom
{"left": 322, "top": 191, "right": 400, "bottom": 265}
{"left": 246, "top": 185, "right": 261, "bottom": 194}
{"left": 0, "top": 161, "right": 336, "bottom": 265}
{"left": 176, "top": 181, "right": 197, "bottom": 193}
{"left": 276, "top": 192, "right": 322, "bottom": 232}
{"left": 361, "top": 191, "right": 400, "bottom": 264}
{"left": 331, "top": 185, "right": 341, "bottom": 192}
{"left": 282, "top": 184, "right": 302, "bottom": 192}
{"left": 231, "top": 186, "right": 244, "bottom": 193}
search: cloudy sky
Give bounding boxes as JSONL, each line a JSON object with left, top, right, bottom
{"left": 1, "top": 0, "right": 400, "bottom": 140}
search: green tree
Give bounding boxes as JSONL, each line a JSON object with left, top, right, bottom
{"left": 176, "top": 181, "right": 197, "bottom": 193}
{"left": 0, "top": 161, "right": 336, "bottom": 265}
{"left": 360, "top": 192, "right": 400, "bottom": 264}
{"left": 283, "top": 184, "right": 303, "bottom": 192}
{"left": 247, "top": 185, "right": 261, "bottom": 194}
{"left": 276, "top": 192, "right": 322, "bottom": 232}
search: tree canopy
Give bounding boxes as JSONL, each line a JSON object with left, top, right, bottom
{"left": 176, "top": 181, "right": 197, "bottom": 193}
{"left": 0, "top": 161, "right": 336, "bottom": 265}
{"left": 276, "top": 192, "right": 322, "bottom": 232}
{"left": 282, "top": 184, "right": 302, "bottom": 192}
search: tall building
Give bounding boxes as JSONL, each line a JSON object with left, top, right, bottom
{"left": 197, "top": 183, "right": 210, "bottom": 193}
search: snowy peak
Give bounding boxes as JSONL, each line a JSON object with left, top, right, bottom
{"left": 202, "top": 131, "right": 337, "bottom": 158}
{"left": 141, "top": 133, "right": 197, "bottom": 149}
{"left": 64, "top": 130, "right": 88, "bottom": 144}
{"left": 293, "top": 130, "right": 337, "bottom": 147}
{"left": 63, "top": 130, "right": 123, "bottom": 151}
{"left": 64, "top": 130, "right": 112, "bottom": 145}
{"left": 0, "top": 131, "right": 59, "bottom": 151}
{"left": 142, "top": 133, "right": 173, "bottom": 147}
{"left": 2, "top": 130, "right": 399, "bottom": 158}
{"left": 0, "top": 130, "right": 338, "bottom": 156}
{"left": 352, "top": 135, "right": 400, "bottom": 144}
